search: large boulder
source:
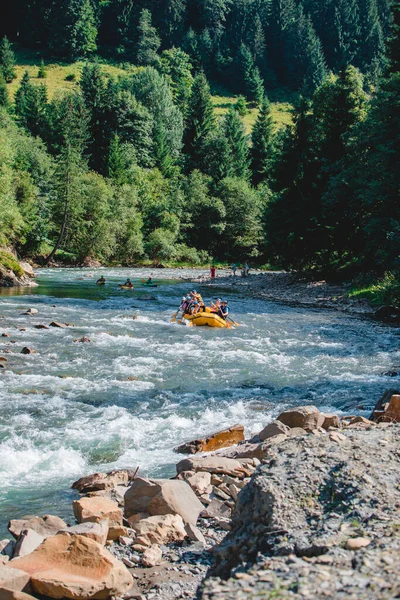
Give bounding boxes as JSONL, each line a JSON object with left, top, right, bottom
{"left": 13, "top": 530, "right": 45, "bottom": 559}
{"left": 277, "top": 405, "right": 325, "bottom": 431}
{"left": 174, "top": 425, "right": 245, "bottom": 454}
{"left": 0, "top": 565, "right": 31, "bottom": 592}
{"left": 0, "top": 590, "right": 36, "bottom": 600}
{"left": 180, "top": 471, "right": 212, "bottom": 496}
{"left": 176, "top": 456, "right": 246, "bottom": 477}
{"left": 63, "top": 520, "right": 109, "bottom": 546}
{"left": 73, "top": 496, "right": 122, "bottom": 529}
{"left": 8, "top": 532, "right": 133, "bottom": 599}
{"left": 124, "top": 477, "right": 203, "bottom": 526}
{"left": 380, "top": 394, "right": 400, "bottom": 423}
{"left": 8, "top": 515, "right": 67, "bottom": 540}
{"left": 258, "top": 421, "right": 290, "bottom": 442}
{"left": 72, "top": 469, "right": 136, "bottom": 493}
{"left": 131, "top": 514, "right": 186, "bottom": 545}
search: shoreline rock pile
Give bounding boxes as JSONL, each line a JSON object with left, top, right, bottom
{"left": 1, "top": 397, "right": 400, "bottom": 599}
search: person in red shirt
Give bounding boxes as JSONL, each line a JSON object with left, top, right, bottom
{"left": 210, "top": 265, "right": 216, "bottom": 278}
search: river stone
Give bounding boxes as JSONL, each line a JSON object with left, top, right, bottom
{"left": 141, "top": 544, "right": 162, "bottom": 568}
{"left": 8, "top": 515, "right": 67, "bottom": 540}
{"left": 174, "top": 424, "right": 245, "bottom": 454}
{"left": 0, "top": 590, "right": 37, "bottom": 600}
{"left": 202, "top": 498, "right": 232, "bottom": 519}
{"left": 72, "top": 469, "right": 136, "bottom": 493}
{"left": 9, "top": 532, "right": 132, "bottom": 599}
{"left": 62, "top": 519, "right": 109, "bottom": 546}
{"left": 13, "top": 530, "right": 45, "bottom": 559}
{"left": 0, "top": 565, "right": 31, "bottom": 592}
{"left": 0, "top": 540, "right": 15, "bottom": 558}
{"left": 124, "top": 477, "right": 203, "bottom": 526}
{"left": 49, "top": 321, "right": 68, "bottom": 328}
{"left": 131, "top": 514, "right": 186, "bottom": 544}
{"left": 19, "top": 263, "right": 35, "bottom": 278}
{"left": 185, "top": 523, "right": 206, "bottom": 545}
{"left": 378, "top": 395, "right": 400, "bottom": 423}
{"left": 20, "top": 347, "right": 36, "bottom": 355}
{"left": 180, "top": 471, "right": 212, "bottom": 496}
{"left": 322, "top": 414, "right": 340, "bottom": 429}
{"left": 73, "top": 496, "right": 123, "bottom": 532}
{"left": 176, "top": 456, "right": 245, "bottom": 477}
{"left": 22, "top": 308, "right": 37, "bottom": 315}
{"left": 277, "top": 405, "right": 325, "bottom": 431}
{"left": 258, "top": 421, "right": 290, "bottom": 441}
{"left": 345, "top": 537, "right": 371, "bottom": 550}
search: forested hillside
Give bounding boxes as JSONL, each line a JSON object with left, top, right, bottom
{"left": 0, "top": 0, "right": 399, "bottom": 303}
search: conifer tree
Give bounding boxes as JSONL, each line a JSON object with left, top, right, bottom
{"left": 80, "top": 64, "right": 109, "bottom": 172}
{"left": 136, "top": 9, "right": 161, "bottom": 67}
{"left": 0, "top": 36, "right": 16, "bottom": 83}
{"left": 38, "top": 59, "right": 47, "bottom": 79}
{"left": 223, "top": 108, "right": 250, "bottom": 179}
{"left": 251, "top": 96, "right": 275, "bottom": 185}
{"left": 236, "top": 44, "right": 264, "bottom": 103}
{"left": 0, "top": 74, "right": 9, "bottom": 109}
{"left": 388, "top": 0, "right": 400, "bottom": 73}
{"left": 69, "top": 0, "right": 98, "bottom": 59}
{"left": 15, "top": 73, "right": 48, "bottom": 137}
{"left": 184, "top": 71, "right": 215, "bottom": 171}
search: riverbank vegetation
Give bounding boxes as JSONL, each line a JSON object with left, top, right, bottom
{"left": 0, "top": 0, "right": 399, "bottom": 303}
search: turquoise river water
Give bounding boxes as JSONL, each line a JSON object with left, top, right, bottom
{"left": 0, "top": 267, "right": 399, "bottom": 535}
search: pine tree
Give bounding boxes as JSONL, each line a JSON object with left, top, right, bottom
{"left": 38, "top": 59, "right": 47, "bottom": 79}
{"left": 154, "top": 121, "right": 175, "bottom": 177}
{"left": 136, "top": 9, "right": 161, "bottom": 67}
{"left": 162, "top": 0, "right": 187, "bottom": 48}
{"left": 0, "top": 36, "right": 16, "bottom": 83}
{"left": 107, "top": 134, "right": 129, "bottom": 185}
{"left": 69, "top": 0, "right": 98, "bottom": 59}
{"left": 80, "top": 64, "right": 109, "bottom": 172}
{"left": 45, "top": 93, "right": 89, "bottom": 264}
{"left": 223, "top": 108, "right": 250, "bottom": 179}
{"left": 251, "top": 96, "right": 275, "bottom": 185}
{"left": 0, "top": 74, "right": 9, "bottom": 109}
{"left": 184, "top": 71, "right": 215, "bottom": 171}
{"left": 114, "top": 90, "right": 154, "bottom": 169}
{"left": 333, "top": 0, "right": 362, "bottom": 68}
{"left": 235, "top": 95, "right": 248, "bottom": 116}
{"left": 357, "top": 0, "right": 385, "bottom": 75}
{"left": 236, "top": 44, "right": 264, "bottom": 104}
{"left": 388, "top": 1, "right": 400, "bottom": 73}
{"left": 15, "top": 71, "right": 48, "bottom": 136}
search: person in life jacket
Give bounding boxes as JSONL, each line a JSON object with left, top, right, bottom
{"left": 122, "top": 278, "right": 133, "bottom": 287}
{"left": 210, "top": 298, "right": 221, "bottom": 313}
{"left": 218, "top": 301, "right": 229, "bottom": 320}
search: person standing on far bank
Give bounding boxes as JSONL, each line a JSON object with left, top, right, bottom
{"left": 232, "top": 263, "right": 237, "bottom": 276}
{"left": 210, "top": 265, "right": 216, "bottom": 279}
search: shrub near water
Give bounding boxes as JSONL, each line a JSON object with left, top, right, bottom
{"left": 349, "top": 273, "right": 400, "bottom": 308}
{"left": 0, "top": 250, "right": 24, "bottom": 276}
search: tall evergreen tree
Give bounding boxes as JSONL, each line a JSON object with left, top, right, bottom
{"left": 251, "top": 96, "right": 275, "bottom": 185}
{"left": 223, "top": 107, "right": 250, "bottom": 179}
{"left": 388, "top": 0, "right": 400, "bottom": 73}
{"left": 184, "top": 71, "right": 215, "bottom": 171}
{"left": 80, "top": 64, "right": 109, "bottom": 172}
{"left": 136, "top": 9, "right": 161, "bottom": 67}
{"left": 0, "top": 74, "right": 9, "bottom": 109}
{"left": 69, "top": 0, "right": 98, "bottom": 59}
{"left": 45, "top": 92, "right": 89, "bottom": 264}
{"left": 236, "top": 44, "right": 264, "bottom": 103}
{"left": 0, "top": 36, "right": 16, "bottom": 83}
{"left": 15, "top": 71, "right": 48, "bottom": 137}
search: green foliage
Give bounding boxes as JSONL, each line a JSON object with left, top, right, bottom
{"left": 349, "top": 273, "right": 400, "bottom": 307}
{"left": 184, "top": 71, "right": 215, "bottom": 172}
{"left": 160, "top": 48, "right": 194, "bottom": 109}
{"left": 0, "top": 36, "right": 16, "bottom": 83}
{"left": 68, "top": 0, "right": 98, "bottom": 59}
{"left": 388, "top": 1, "right": 400, "bottom": 73}
{"left": 251, "top": 97, "right": 275, "bottom": 185}
{"left": 15, "top": 71, "right": 48, "bottom": 137}
{"left": 136, "top": 9, "right": 161, "bottom": 67}
{"left": 0, "top": 250, "right": 24, "bottom": 276}
{"left": 223, "top": 108, "right": 250, "bottom": 179}
{"left": 38, "top": 60, "right": 47, "bottom": 79}
{"left": 0, "top": 74, "right": 9, "bottom": 109}
{"left": 235, "top": 96, "right": 248, "bottom": 116}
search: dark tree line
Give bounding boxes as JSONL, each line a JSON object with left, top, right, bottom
{"left": 1, "top": 0, "right": 393, "bottom": 93}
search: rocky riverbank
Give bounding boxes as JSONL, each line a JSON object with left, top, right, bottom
{"left": 1, "top": 396, "right": 400, "bottom": 600}
{"left": 187, "top": 270, "right": 378, "bottom": 317}
{"left": 0, "top": 251, "right": 37, "bottom": 288}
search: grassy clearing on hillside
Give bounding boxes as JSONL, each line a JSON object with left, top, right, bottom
{"left": 211, "top": 82, "right": 295, "bottom": 133}
{"left": 7, "top": 47, "right": 133, "bottom": 99}
{"left": 8, "top": 48, "right": 294, "bottom": 132}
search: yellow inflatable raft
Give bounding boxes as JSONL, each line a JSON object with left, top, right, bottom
{"left": 182, "top": 312, "right": 230, "bottom": 328}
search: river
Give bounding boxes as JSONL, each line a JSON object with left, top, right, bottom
{"left": 0, "top": 267, "right": 399, "bottom": 535}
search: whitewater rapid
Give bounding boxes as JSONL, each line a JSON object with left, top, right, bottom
{"left": 0, "top": 267, "right": 398, "bottom": 533}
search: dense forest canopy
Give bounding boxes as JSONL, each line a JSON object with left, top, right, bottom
{"left": 0, "top": 0, "right": 399, "bottom": 302}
